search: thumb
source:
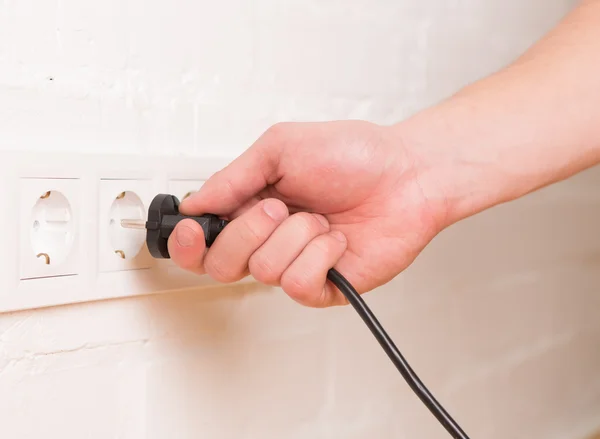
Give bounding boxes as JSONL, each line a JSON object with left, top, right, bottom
{"left": 179, "top": 124, "right": 295, "bottom": 216}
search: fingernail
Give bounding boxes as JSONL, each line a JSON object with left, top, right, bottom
{"left": 263, "top": 200, "right": 287, "bottom": 221}
{"left": 314, "top": 214, "right": 329, "bottom": 228}
{"left": 176, "top": 225, "right": 197, "bottom": 248}
{"left": 330, "top": 231, "right": 346, "bottom": 243}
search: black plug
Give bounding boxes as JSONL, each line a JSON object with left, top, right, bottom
{"left": 121, "top": 193, "right": 229, "bottom": 259}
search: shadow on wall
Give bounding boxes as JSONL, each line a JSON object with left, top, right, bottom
{"left": 141, "top": 281, "right": 344, "bottom": 438}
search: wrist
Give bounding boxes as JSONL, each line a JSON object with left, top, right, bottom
{"left": 391, "top": 96, "right": 529, "bottom": 229}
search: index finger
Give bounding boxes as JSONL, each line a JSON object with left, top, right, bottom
{"left": 179, "top": 123, "right": 295, "bottom": 216}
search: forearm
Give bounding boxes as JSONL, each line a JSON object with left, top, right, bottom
{"left": 399, "top": 0, "right": 600, "bottom": 226}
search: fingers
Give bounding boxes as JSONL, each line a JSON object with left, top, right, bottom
{"left": 170, "top": 197, "right": 349, "bottom": 308}
{"left": 280, "top": 231, "right": 348, "bottom": 308}
{"left": 248, "top": 212, "right": 330, "bottom": 285}
{"left": 203, "top": 199, "right": 289, "bottom": 282}
{"left": 179, "top": 123, "right": 300, "bottom": 217}
{"left": 169, "top": 199, "right": 288, "bottom": 278}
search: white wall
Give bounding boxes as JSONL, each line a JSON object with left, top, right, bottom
{"left": 2, "top": 1, "right": 599, "bottom": 438}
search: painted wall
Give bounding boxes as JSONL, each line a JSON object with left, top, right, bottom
{"left": 1, "top": 1, "right": 599, "bottom": 438}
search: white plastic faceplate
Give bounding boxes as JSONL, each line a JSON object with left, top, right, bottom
{"left": 0, "top": 151, "right": 255, "bottom": 314}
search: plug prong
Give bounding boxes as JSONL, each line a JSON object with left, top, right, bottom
{"left": 120, "top": 219, "right": 146, "bottom": 230}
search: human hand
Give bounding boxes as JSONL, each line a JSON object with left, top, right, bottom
{"left": 170, "top": 0, "right": 600, "bottom": 307}
{"left": 168, "top": 120, "right": 451, "bottom": 307}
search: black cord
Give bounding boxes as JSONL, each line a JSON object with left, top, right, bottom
{"left": 326, "top": 268, "right": 470, "bottom": 439}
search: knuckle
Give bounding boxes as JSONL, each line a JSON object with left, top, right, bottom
{"left": 265, "top": 122, "right": 291, "bottom": 139}
{"left": 248, "top": 252, "right": 280, "bottom": 285}
{"left": 314, "top": 235, "right": 335, "bottom": 254}
{"left": 204, "top": 253, "right": 241, "bottom": 283}
{"left": 281, "top": 272, "right": 314, "bottom": 305}
{"left": 236, "top": 214, "right": 268, "bottom": 245}
{"left": 235, "top": 200, "right": 286, "bottom": 244}
{"left": 222, "top": 175, "right": 246, "bottom": 206}
{"left": 238, "top": 219, "right": 263, "bottom": 244}
{"left": 293, "top": 212, "right": 328, "bottom": 235}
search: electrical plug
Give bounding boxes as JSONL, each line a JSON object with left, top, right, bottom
{"left": 120, "top": 193, "right": 229, "bottom": 259}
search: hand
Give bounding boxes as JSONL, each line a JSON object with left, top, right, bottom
{"left": 168, "top": 120, "right": 450, "bottom": 307}
{"left": 171, "top": 0, "right": 600, "bottom": 307}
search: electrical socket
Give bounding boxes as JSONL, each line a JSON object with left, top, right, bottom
{"left": 0, "top": 152, "right": 256, "bottom": 314}
{"left": 98, "top": 179, "right": 156, "bottom": 273}
{"left": 19, "top": 178, "right": 81, "bottom": 280}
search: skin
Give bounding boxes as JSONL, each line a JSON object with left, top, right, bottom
{"left": 169, "top": 0, "right": 600, "bottom": 307}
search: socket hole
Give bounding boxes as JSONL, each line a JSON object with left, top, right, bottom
{"left": 108, "top": 191, "right": 145, "bottom": 260}
{"left": 30, "top": 190, "right": 75, "bottom": 265}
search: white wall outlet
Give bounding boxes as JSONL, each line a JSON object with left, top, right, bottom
{"left": 98, "top": 179, "right": 155, "bottom": 273}
{"left": 168, "top": 179, "right": 205, "bottom": 203}
{"left": 0, "top": 152, "right": 256, "bottom": 314}
{"left": 19, "top": 178, "right": 81, "bottom": 280}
